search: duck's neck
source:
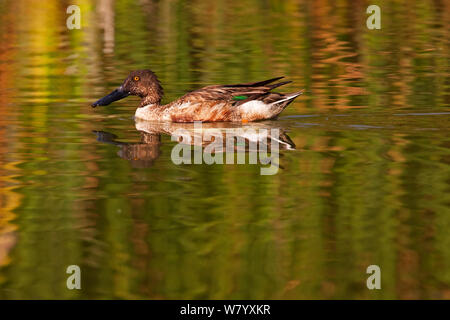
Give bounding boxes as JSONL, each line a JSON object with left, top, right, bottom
{"left": 140, "top": 96, "right": 161, "bottom": 108}
{"left": 139, "top": 76, "right": 164, "bottom": 107}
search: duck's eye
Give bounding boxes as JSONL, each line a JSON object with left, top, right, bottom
{"left": 134, "top": 76, "right": 140, "bottom": 81}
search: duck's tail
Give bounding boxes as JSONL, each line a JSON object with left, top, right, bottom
{"left": 268, "top": 90, "right": 304, "bottom": 119}
{"left": 270, "top": 90, "right": 304, "bottom": 106}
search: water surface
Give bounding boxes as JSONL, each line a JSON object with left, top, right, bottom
{"left": 0, "top": 0, "right": 449, "bottom": 299}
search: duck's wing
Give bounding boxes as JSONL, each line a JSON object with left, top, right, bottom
{"left": 166, "top": 77, "right": 303, "bottom": 122}
{"left": 173, "top": 77, "right": 293, "bottom": 106}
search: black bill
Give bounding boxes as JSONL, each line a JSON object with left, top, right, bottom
{"left": 91, "top": 88, "right": 130, "bottom": 108}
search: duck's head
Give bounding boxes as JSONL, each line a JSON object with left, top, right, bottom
{"left": 91, "top": 69, "right": 163, "bottom": 108}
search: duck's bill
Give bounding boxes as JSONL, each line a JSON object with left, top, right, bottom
{"left": 91, "top": 88, "right": 129, "bottom": 107}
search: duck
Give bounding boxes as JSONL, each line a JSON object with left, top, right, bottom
{"left": 91, "top": 69, "right": 303, "bottom": 122}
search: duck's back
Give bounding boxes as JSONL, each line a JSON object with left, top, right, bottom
{"left": 135, "top": 77, "right": 303, "bottom": 122}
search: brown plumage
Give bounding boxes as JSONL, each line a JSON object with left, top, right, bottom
{"left": 92, "top": 70, "right": 303, "bottom": 122}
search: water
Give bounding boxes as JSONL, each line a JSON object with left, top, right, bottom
{"left": 0, "top": 0, "right": 449, "bottom": 299}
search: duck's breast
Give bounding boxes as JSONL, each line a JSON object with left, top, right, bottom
{"left": 135, "top": 104, "right": 171, "bottom": 121}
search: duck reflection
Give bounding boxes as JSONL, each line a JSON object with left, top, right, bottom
{"left": 94, "top": 120, "right": 295, "bottom": 168}
{"left": 93, "top": 130, "right": 161, "bottom": 168}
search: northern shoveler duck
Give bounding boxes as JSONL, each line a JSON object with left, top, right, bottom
{"left": 91, "top": 69, "right": 303, "bottom": 122}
